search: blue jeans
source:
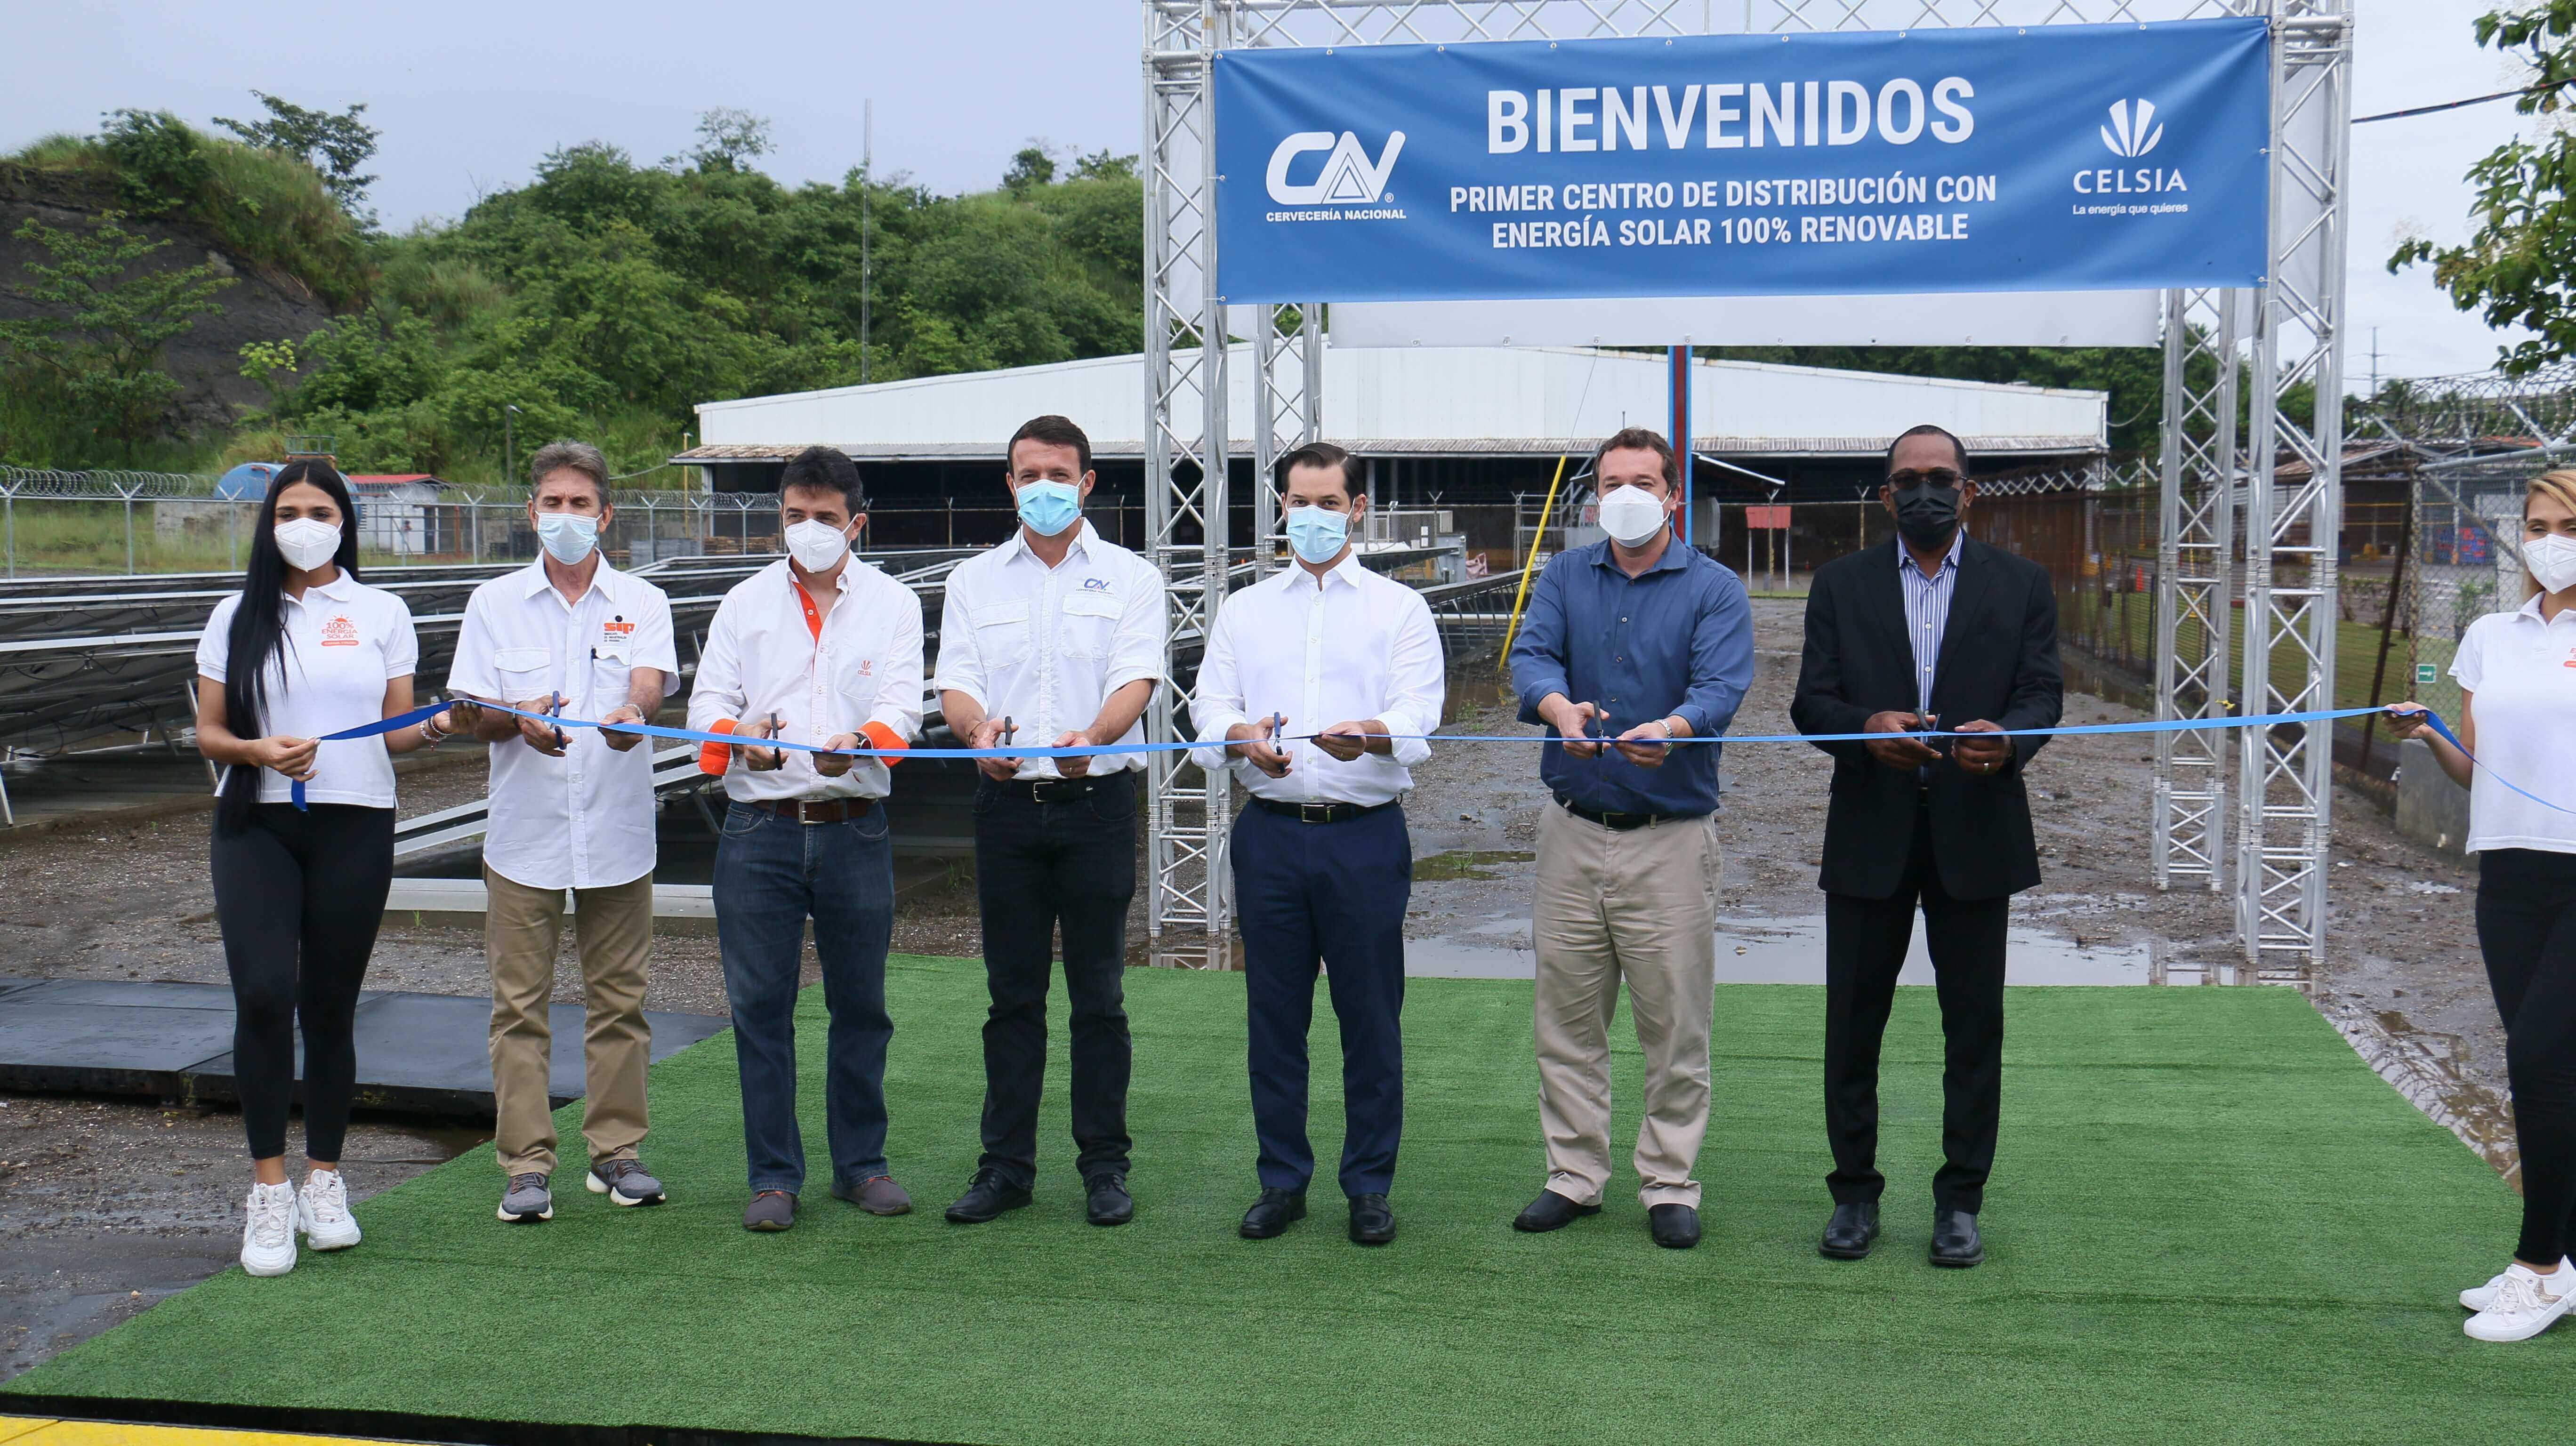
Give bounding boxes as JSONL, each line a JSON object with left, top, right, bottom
{"left": 712, "top": 800, "right": 896, "bottom": 1195}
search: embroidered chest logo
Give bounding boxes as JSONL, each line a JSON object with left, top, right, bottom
{"left": 856, "top": 659, "right": 874, "bottom": 676}
{"left": 319, "top": 614, "right": 360, "bottom": 647}
{"left": 2563, "top": 644, "right": 2576, "bottom": 669}
{"left": 1080, "top": 577, "right": 1113, "bottom": 593}
{"left": 602, "top": 619, "right": 635, "bottom": 640}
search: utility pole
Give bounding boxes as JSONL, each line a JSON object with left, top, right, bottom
{"left": 503, "top": 404, "right": 520, "bottom": 486}
{"left": 2367, "top": 327, "right": 2382, "bottom": 400}
{"left": 860, "top": 99, "right": 873, "bottom": 387}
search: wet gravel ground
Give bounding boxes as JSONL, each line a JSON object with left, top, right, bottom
{"left": 0, "top": 598, "right": 2504, "bottom": 1380}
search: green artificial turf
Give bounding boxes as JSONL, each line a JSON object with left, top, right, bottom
{"left": 8, "top": 962, "right": 2556, "bottom": 1444}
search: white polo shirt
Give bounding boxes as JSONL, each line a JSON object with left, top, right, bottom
{"left": 194, "top": 571, "right": 419, "bottom": 808}
{"left": 2451, "top": 594, "right": 2576, "bottom": 855}
{"left": 447, "top": 559, "right": 680, "bottom": 890}
{"left": 1189, "top": 552, "right": 1445, "bottom": 806}
{"left": 686, "top": 558, "right": 925, "bottom": 803}
{"left": 931, "top": 521, "right": 1165, "bottom": 779}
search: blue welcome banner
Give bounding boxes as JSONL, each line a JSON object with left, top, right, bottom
{"left": 1212, "top": 18, "right": 2271, "bottom": 302}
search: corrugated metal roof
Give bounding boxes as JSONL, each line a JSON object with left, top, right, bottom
{"left": 689, "top": 346, "right": 2108, "bottom": 462}
{"left": 673, "top": 434, "right": 2091, "bottom": 466}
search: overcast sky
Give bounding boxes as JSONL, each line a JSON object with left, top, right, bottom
{"left": 0, "top": 0, "right": 2547, "bottom": 382}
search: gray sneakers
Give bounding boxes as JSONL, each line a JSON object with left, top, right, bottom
{"left": 742, "top": 1189, "right": 797, "bottom": 1231}
{"left": 586, "top": 1157, "right": 666, "bottom": 1207}
{"left": 828, "top": 1174, "right": 913, "bottom": 1215}
{"left": 497, "top": 1172, "right": 553, "bottom": 1222}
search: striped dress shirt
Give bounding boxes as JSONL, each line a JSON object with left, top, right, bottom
{"left": 1899, "top": 530, "right": 1966, "bottom": 715}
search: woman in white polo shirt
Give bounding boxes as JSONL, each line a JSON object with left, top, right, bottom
{"left": 2392, "top": 469, "right": 2576, "bottom": 1343}
{"left": 192, "top": 459, "right": 454, "bottom": 1278}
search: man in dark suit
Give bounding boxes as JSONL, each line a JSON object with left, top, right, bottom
{"left": 1789, "top": 423, "right": 2063, "bottom": 1269}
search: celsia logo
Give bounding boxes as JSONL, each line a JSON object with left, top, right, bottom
{"left": 2100, "top": 100, "right": 2164, "bottom": 158}
{"left": 1265, "top": 130, "right": 1406, "bottom": 205}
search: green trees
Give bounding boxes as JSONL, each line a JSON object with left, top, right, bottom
{"left": 214, "top": 91, "right": 380, "bottom": 223}
{"left": 0, "top": 210, "right": 233, "bottom": 462}
{"left": 2391, "top": 2, "right": 2576, "bottom": 376}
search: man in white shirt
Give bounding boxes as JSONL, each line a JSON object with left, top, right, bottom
{"left": 445, "top": 440, "right": 679, "bottom": 1225}
{"left": 932, "top": 416, "right": 1165, "bottom": 1229}
{"left": 1191, "top": 441, "right": 1444, "bottom": 1247}
{"left": 686, "top": 447, "right": 926, "bottom": 1233}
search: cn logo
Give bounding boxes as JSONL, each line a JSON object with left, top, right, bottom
{"left": 2100, "top": 99, "right": 2164, "bottom": 158}
{"left": 1264, "top": 130, "right": 1406, "bottom": 205}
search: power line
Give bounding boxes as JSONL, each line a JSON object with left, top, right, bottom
{"left": 2354, "top": 80, "right": 2558, "bottom": 125}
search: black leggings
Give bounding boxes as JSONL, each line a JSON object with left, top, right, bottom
{"left": 2478, "top": 848, "right": 2576, "bottom": 1264}
{"left": 209, "top": 803, "right": 395, "bottom": 1162}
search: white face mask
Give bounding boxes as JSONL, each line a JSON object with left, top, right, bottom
{"left": 2530, "top": 532, "right": 2576, "bottom": 595}
{"left": 1596, "top": 485, "right": 1669, "bottom": 548}
{"left": 274, "top": 517, "right": 341, "bottom": 571}
{"left": 784, "top": 518, "right": 852, "bottom": 573}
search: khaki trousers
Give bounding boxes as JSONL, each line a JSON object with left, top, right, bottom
{"left": 484, "top": 865, "right": 654, "bottom": 1176}
{"left": 1531, "top": 801, "right": 1720, "bottom": 1209}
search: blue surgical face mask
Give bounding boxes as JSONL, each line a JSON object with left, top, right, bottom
{"left": 1285, "top": 503, "right": 1350, "bottom": 565}
{"left": 535, "top": 511, "right": 598, "bottom": 565}
{"left": 1015, "top": 479, "right": 1082, "bottom": 538}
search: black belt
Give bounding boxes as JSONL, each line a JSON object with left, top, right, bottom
{"left": 746, "top": 796, "right": 882, "bottom": 825}
{"left": 1251, "top": 796, "right": 1395, "bottom": 825}
{"left": 1554, "top": 793, "right": 1702, "bottom": 832}
{"left": 982, "top": 773, "right": 1133, "bottom": 806}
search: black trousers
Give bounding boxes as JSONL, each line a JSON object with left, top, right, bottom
{"left": 2478, "top": 848, "right": 2576, "bottom": 1264}
{"left": 972, "top": 773, "right": 1138, "bottom": 1189}
{"left": 1231, "top": 801, "right": 1409, "bottom": 1198}
{"left": 208, "top": 803, "right": 395, "bottom": 1162}
{"left": 1823, "top": 802, "right": 2009, "bottom": 1215}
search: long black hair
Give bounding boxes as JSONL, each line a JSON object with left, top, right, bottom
{"left": 216, "top": 459, "right": 362, "bottom": 832}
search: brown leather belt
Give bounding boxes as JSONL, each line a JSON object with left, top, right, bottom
{"left": 745, "top": 796, "right": 881, "bottom": 825}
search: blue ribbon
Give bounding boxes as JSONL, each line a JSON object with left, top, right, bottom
{"left": 272, "top": 701, "right": 2483, "bottom": 804}
{"left": 279, "top": 700, "right": 2568, "bottom": 817}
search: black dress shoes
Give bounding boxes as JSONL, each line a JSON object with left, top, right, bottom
{"left": 1084, "top": 1173, "right": 1133, "bottom": 1227}
{"left": 1647, "top": 1203, "right": 1701, "bottom": 1250}
{"left": 1819, "top": 1201, "right": 1881, "bottom": 1260}
{"left": 1512, "top": 1189, "right": 1602, "bottom": 1233}
{"left": 1347, "top": 1193, "right": 1396, "bottom": 1245}
{"left": 1240, "top": 1186, "right": 1306, "bottom": 1239}
{"left": 1929, "top": 1208, "right": 1984, "bottom": 1268}
{"left": 943, "top": 1169, "right": 1032, "bottom": 1224}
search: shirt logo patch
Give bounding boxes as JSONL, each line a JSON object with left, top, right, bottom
{"left": 1081, "top": 577, "right": 1113, "bottom": 593}
{"left": 857, "top": 659, "right": 874, "bottom": 676}
{"left": 319, "top": 614, "right": 360, "bottom": 646}
{"left": 602, "top": 620, "right": 635, "bottom": 639}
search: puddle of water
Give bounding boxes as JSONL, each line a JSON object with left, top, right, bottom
{"left": 1412, "top": 849, "right": 1537, "bottom": 882}
{"left": 2320, "top": 1000, "right": 2519, "bottom": 1187}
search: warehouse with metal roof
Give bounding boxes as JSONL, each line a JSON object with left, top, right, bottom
{"left": 672, "top": 344, "right": 2109, "bottom": 560}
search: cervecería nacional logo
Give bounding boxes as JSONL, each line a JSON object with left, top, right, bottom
{"left": 1264, "top": 131, "right": 1407, "bottom": 220}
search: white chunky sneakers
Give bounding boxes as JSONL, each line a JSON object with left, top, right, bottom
{"left": 240, "top": 1180, "right": 298, "bottom": 1277}
{"left": 297, "top": 1167, "right": 362, "bottom": 1251}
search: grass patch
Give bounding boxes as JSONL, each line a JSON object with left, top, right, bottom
{"left": 4, "top": 962, "right": 2551, "bottom": 1444}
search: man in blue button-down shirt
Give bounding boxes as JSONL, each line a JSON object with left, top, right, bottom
{"left": 1506, "top": 426, "right": 1754, "bottom": 1250}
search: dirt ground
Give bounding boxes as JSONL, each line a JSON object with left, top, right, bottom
{"left": 0, "top": 598, "right": 2504, "bottom": 1380}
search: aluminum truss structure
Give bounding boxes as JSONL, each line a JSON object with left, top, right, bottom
{"left": 2152, "top": 290, "right": 2241, "bottom": 892}
{"left": 2229, "top": 1, "right": 2353, "bottom": 974}
{"left": 1145, "top": 0, "right": 2349, "bottom": 972}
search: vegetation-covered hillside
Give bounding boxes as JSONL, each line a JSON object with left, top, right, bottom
{"left": 1, "top": 103, "right": 1141, "bottom": 482}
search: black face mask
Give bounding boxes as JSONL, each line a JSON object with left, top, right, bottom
{"left": 1892, "top": 482, "right": 1961, "bottom": 549}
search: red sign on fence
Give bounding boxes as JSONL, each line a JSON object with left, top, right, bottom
{"left": 1746, "top": 506, "right": 1791, "bottom": 530}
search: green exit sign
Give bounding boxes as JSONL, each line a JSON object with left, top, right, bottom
{"left": 2414, "top": 663, "right": 2438, "bottom": 685}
